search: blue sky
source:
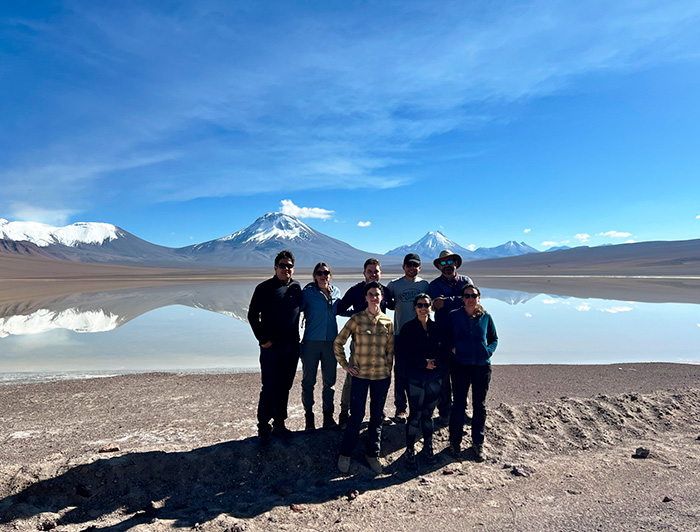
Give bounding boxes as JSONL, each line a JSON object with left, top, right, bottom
{"left": 2, "top": 0, "right": 700, "bottom": 254}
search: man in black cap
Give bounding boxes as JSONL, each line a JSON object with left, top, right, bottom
{"left": 428, "top": 249, "right": 473, "bottom": 425}
{"left": 385, "top": 253, "right": 429, "bottom": 421}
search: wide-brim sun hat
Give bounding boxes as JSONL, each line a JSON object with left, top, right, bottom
{"left": 433, "top": 249, "right": 462, "bottom": 270}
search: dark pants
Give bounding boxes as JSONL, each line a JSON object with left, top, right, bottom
{"left": 437, "top": 359, "right": 452, "bottom": 417}
{"left": 257, "top": 342, "right": 300, "bottom": 434}
{"left": 300, "top": 340, "right": 337, "bottom": 414}
{"left": 340, "top": 376, "right": 390, "bottom": 458}
{"left": 449, "top": 362, "right": 491, "bottom": 447}
{"left": 393, "top": 335, "right": 409, "bottom": 413}
{"left": 406, "top": 377, "right": 442, "bottom": 450}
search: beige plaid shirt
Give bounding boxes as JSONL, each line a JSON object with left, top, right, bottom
{"left": 334, "top": 309, "right": 394, "bottom": 380}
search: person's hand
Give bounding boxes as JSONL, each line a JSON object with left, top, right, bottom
{"left": 426, "top": 359, "right": 436, "bottom": 370}
{"left": 451, "top": 347, "right": 456, "bottom": 354}
{"left": 345, "top": 365, "right": 360, "bottom": 376}
{"left": 261, "top": 341, "right": 273, "bottom": 348}
{"left": 433, "top": 297, "right": 445, "bottom": 309}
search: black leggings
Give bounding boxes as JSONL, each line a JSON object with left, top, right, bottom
{"left": 406, "top": 378, "right": 442, "bottom": 449}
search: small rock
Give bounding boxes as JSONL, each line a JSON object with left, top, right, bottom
{"left": 98, "top": 443, "right": 120, "bottom": 453}
{"left": 418, "top": 476, "right": 434, "bottom": 484}
{"left": 347, "top": 489, "right": 360, "bottom": 501}
{"left": 290, "top": 503, "right": 306, "bottom": 512}
{"left": 696, "top": 435, "right": 700, "bottom": 441}
{"left": 511, "top": 465, "right": 535, "bottom": 477}
{"left": 662, "top": 496, "right": 673, "bottom": 503}
{"left": 632, "top": 447, "right": 650, "bottom": 459}
{"left": 566, "top": 489, "right": 582, "bottom": 495}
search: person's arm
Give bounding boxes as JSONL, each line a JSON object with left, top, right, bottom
{"left": 334, "top": 316, "right": 357, "bottom": 372}
{"left": 337, "top": 285, "right": 358, "bottom": 317}
{"left": 485, "top": 314, "right": 498, "bottom": 357}
{"left": 385, "top": 321, "right": 395, "bottom": 371}
{"left": 248, "top": 283, "right": 271, "bottom": 347}
{"left": 384, "top": 282, "right": 396, "bottom": 311}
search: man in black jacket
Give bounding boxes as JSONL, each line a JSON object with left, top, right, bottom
{"left": 248, "top": 249, "right": 302, "bottom": 445}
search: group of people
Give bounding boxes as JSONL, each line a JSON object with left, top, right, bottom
{"left": 247, "top": 249, "right": 498, "bottom": 475}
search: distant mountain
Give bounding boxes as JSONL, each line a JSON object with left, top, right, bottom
{"left": 386, "top": 231, "right": 473, "bottom": 261}
{"left": 178, "top": 212, "right": 394, "bottom": 267}
{"left": 471, "top": 241, "right": 540, "bottom": 260}
{"left": 0, "top": 219, "right": 191, "bottom": 267}
{"left": 387, "top": 232, "right": 539, "bottom": 262}
{"left": 545, "top": 245, "right": 572, "bottom": 252}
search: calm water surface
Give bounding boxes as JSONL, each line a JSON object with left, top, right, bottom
{"left": 1, "top": 278, "right": 699, "bottom": 384}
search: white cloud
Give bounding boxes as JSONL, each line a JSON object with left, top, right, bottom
{"left": 599, "top": 306, "right": 634, "bottom": 314}
{"left": 524, "top": 228, "right": 531, "bottom": 233}
{"left": 576, "top": 303, "right": 591, "bottom": 312}
{"left": 599, "top": 231, "right": 632, "bottom": 238}
{"left": 357, "top": 221, "right": 371, "bottom": 227}
{"left": 524, "top": 312, "right": 532, "bottom": 318}
{"left": 9, "top": 203, "right": 78, "bottom": 226}
{"left": 541, "top": 241, "right": 558, "bottom": 247}
{"left": 623, "top": 239, "right": 637, "bottom": 244}
{"left": 466, "top": 244, "right": 476, "bottom": 251}
{"left": 279, "top": 200, "right": 334, "bottom": 220}
{"left": 695, "top": 215, "right": 700, "bottom": 219}
{"left": 542, "top": 299, "right": 559, "bottom": 305}
{"left": 574, "top": 233, "right": 590, "bottom": 242}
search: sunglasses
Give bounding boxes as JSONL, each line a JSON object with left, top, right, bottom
{"left": 462, "top": 293, "right": 479, "bottom": 299}
{"left": 277, "top": 262, "right": 294, "bottom": 270}
{"left": 415, "top": 302, "right": 431, "bottom": 309}
{"left": 405, "top": 262, "right": 420, "bottom": 268}
{"left": 439, "top": 259, "right": 455, "bottom": 266}
{"left": 314, "top": 270, "right": 331, "bottom": 277}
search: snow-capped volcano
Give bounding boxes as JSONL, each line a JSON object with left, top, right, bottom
{"left": 386, "top": 231, "right": 473, "bottom": 260}
{"left": 0, "top": 219, "right": 120, "bottom": 247}
{"left": 180, "top": 212, "right": 390, "bottom": 267}
{"left": 472, "top": 240, "right": 540, "bottom": 260}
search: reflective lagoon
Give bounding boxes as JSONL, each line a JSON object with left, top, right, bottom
{"left": 1, "top": 276, "right": 699, "bottom": 384}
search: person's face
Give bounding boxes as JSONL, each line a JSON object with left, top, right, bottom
{"left": 363, "top": 264, "right": 382, "bottom": 283}
{"left": 438, "top": 258, "right": 457, "bottom": 280}
{"left": 462, "top": 287, "right": 480, "bottom": 310}
{"left": 414, "top": 297, "right": 431, "bottom": 318}
{"left": 365, "top": 288, "right": 383, "bottom": 306}
{"left": 314, "top": 267, "right": 331, "bottom": 288}
{"left": 403, "top": 261, "right": 421, "bottom": 280}
{"left": 275, "top": 259, "right": 294, "bottom": 282}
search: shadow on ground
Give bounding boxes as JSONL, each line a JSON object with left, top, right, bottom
{"left": 0, "top": 421, "right": 464, "bottom": 531}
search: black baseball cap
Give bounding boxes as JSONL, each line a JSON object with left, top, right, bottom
{"left": 403, "top": 253, "right": 421, "bottom": 265}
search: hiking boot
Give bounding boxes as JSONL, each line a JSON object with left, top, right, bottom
{"left": 338, "top": 455, "right": 351, "bottom": 474}
{"left": 421, "top": 444, "right": 437, "bottom": 466}
{"left": 338, "top": 410, "right": 349, "bottom": 430}
{"left": 394, "top": 410, "right": 408, "bottom": 423}
{"left": 272, "top": 423, "right": 293, "bottom": 440}
{"left": 473, "top": 444, "right": 485, "bottom": 463}
{"left": 366, "top": 456, "right": 383, "bottom": 475}
{"left": 448, "top": 442, "right": 461, "bottom": 459}
{"left": 323, "top": 411, "right": 339, "bottom": 429}
{"left": 405, "top": 448, "right": 417, "bottom": 470}
{"left": 305, "top": 412, "right": 315, "bottom": 432}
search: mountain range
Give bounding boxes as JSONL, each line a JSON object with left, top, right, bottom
{"left": 0, "top": 214, "right": 541, "bottom": 268}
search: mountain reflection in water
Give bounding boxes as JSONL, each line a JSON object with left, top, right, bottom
{"left": 1, "top": 277, "right": 699, "bottom": 379}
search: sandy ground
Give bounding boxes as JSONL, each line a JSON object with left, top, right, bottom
{"left": 1, "top": 364, "right": 699, "bottom": 531}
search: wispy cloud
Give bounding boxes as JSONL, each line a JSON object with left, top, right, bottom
{"left": 9, "top": 203, "right": 78, "bottom": 226}
{"left": 3, "top": 1, "right": 699, "bottom": 215}
{"left": 466, "top": 244, "right": 476, "bottom": 251}
{"left": 542, "top": 241, "right": 559, "bottom": 247}
{"left": 524, "top": 228, "right": 531, "bottom": 233}
{"left": 599, "top": 306, "right": 634, "bottom": 314}
{"left": 599, "top": 231, "right": 632, "bottom": 238}
{"left": 574, "top": 233, "right": 590, "bottom": 242}
{"left": 696, "top": 215, "right": 700, "bottom": 219}
{"left": 279, "top": 200, "right": 333, "bottom": 220}
{"left": 357, "top": 221, "right": 371, "bottom": 227}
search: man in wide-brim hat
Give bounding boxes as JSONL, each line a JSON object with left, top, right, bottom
{"left": 428, "top": 249, "right": 473, "bottom": 425}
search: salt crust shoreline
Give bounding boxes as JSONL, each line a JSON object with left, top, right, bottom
{"left": 1, "top": 363, "right": 699, "bottom": 531}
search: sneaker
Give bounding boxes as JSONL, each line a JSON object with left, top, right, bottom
{"left": 366, "top": 456, "right": 383, "bottom": 475}
{"left": 323, "top": 411, "right": 339, "bottom": 429}
{"left": 473, "top": 444, "right": 485, "bottom": 463}
{"left": 405, "top": 448, "right": 417, "bottom": 470}
{"left": 421, "top": 445, "right": 437, "bottom": 466}
{"left": 394, "top": 411, "right": 408, "bottom": 423}
{"left": 338, "top": 410, "right": 349, "bottom": 430}
{"left": 305, "top": 412, "right": 315, "bottom": 432}
{"left": 448, "top": 442, "right": 461, "bottom": 459}
{"left": 338, "top": 455, "right": 351, "bottom": 473}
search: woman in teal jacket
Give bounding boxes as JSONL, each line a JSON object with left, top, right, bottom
{"left": 444, "top": 284, "right": 498, "bottom": 462}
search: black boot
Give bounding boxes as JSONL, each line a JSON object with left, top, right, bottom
{"left": 323, "top": 411, "right": 339, "bottom": 429}
{"left": 305, "top": 412, "right": 315, "bottom": 431}
{"left": 338, "top": 410, "right": 349, "bottom": 430}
